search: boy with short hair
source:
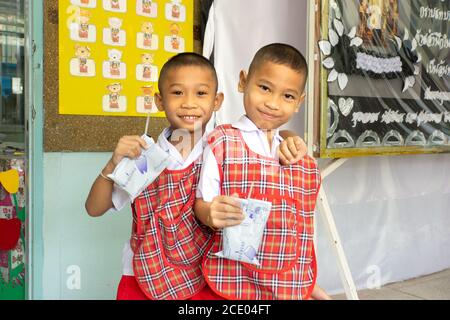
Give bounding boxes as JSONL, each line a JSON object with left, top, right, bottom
{"left": 195, "top": 43, "right": 331, "bottom": 300}
{"left": 85, "top": 52, "right": 308, "bottom": 300}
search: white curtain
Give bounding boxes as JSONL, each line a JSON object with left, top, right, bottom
{"left": 204, "top": 0, "right": 450, "bottom": 294}
{"left": 204, "top": 0, "right": 307, "bottom": 135}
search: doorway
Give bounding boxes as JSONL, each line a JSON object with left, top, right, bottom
{"left": 0, "top": 0, "right": 26, "bottom": 300}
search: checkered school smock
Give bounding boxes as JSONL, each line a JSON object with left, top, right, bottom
{"left": 130, "top": 159, "right": 213, "bottom": 300}
{"left": 202, "top": 125, "right": 321, "bottom": 300}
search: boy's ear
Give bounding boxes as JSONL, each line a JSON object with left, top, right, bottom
{"left": 238, "top": 70, "right": 247, "bottom": 93}
{"left": 154, "top": 92, "right": 164, "bottom": 112}
{"left": 213, "top": 92, "right": 224, "bottom": 112}
{"left": 295, "top": 92, "right": 307, "bottom": 113}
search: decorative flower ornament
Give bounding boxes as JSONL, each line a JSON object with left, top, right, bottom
{"left": 394, "top": 28, "right": 422, "bottom": 92}
{"left": 319, "top": 19, "right": 363, "bottom": 91}
{"left": 318, "top": 17, "right": 421, "bottom": 93}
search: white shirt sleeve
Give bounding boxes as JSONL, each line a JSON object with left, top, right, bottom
{"left": 110, "top": 184, "right": 131, "bottom": 212}
{"left": 196, "top": 145, "right": 221, "bottom": 202}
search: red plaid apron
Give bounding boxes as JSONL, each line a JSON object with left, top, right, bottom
{"left": 131, "top": 159, "right": 213, "bottom": 300}
{"left": 202, "top": 125, "right": 321, "bottom": 300}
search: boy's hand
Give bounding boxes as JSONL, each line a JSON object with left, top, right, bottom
{"left": 111, "top": 135, "right": 149, "bottom": 167}
{"left": 278, "top": 136, "right": 307, "bottom": 165}
{"left": 208, "top": 194, "right": 245, "bottom": 229}
{"left": 309, "top": 285, "right": 332, "bottom": 300}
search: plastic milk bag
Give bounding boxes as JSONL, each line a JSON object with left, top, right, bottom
{"left": 215, "top": 198, "right": 272, "bottom": 265}
{"left": 107, "top": 135, "right": 171, "bottom": 202}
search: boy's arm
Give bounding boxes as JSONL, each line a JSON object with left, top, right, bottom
{"left": 85, "top": 135, "right": 149, "bottom": 217}
{"left": 310, "top": 285, "right": 332, "bottom": 300}
{"left": 194, "top": 196, "right": 244, "bottom": 229}
{"left": 278, "top": 130, "right": 308, "bottom": 165}
{"left": 194, "top": 145, "right": 244, "bottom": 229}
{"left": 85, "top": 160, "right": 115, "bottom": 217}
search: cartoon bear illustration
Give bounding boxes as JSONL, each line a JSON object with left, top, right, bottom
{"left": 108, "top": 49, "right": 122, "bottom": 76}
{"left": 172, "top": 2, "right": 180, "bottom": 18}
{"left": 141, "top": 22, "right": 154, "bottom": 47}
{"left": 137, "top": 21, "right": 158, "bottom": 50}
{"left": 111, "top": 0, "right": 120, "bottom": 9}
{"left": 107, "top": 83, "right": 122, "bottom": 109}
{"left": 141, "top": 86, "right": 154, "bottom": 110}
{"left": 169, "top": 23, "right": 181, "bottom": 50}
{"left": 75, "top": 44, "right": 91, "bottom": 74}
{"left": 165, "top": 0, "right": 185, "bottom": 22}
{"left": 78, "top": 9, "right": 91, "bottom": 39}
{"left": 109, "top": 18, "right": 122, "bottom": 43}
{"left": 141, "top": 53, "right": 154, "bottom": 79}
{"left": 71, "top": 0, "right": 97, "bottom": 8}
{"left": 142, "top": 0, "right": 152, "bottom": 14}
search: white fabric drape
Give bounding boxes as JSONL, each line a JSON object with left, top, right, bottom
{"left": 204, "top": 0, "right": 450, "bottom": 294}
{"left": 204, "top": 0, "right": 307, "bottom": 135}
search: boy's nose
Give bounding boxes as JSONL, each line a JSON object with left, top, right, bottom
{"left": 181, "top": 95, "right": 198, "bottom": 109}
{"left": 264, "top": 97, "right": 280, "bottom": 110}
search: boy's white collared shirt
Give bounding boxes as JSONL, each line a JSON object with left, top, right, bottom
{"left": 112, "top": 127, "right": 208, "bottom": 211}
{"left": 196, "top": 115, "right": 283, "bottom": 202}
{"left": 112, "top": 127, "right": 209, "bottom": 276}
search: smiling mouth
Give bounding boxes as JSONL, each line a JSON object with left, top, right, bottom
{"left": 179, "top": 115, "right": 201, "bottom": 122}
{"left": 259, "top": 110, "right": 277, "bottom": 119}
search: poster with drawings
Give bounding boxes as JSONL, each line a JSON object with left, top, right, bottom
{"left": 317, "top": 0, "right": 450, "bottom": 158}
{"left": 59, "top": 0, "right": 193, "bottom": 117}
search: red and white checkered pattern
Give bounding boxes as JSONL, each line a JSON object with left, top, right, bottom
{"left": 202, "top": 125, "right": 321, "bottom": 300}
{"left": 131, "top": 160, "right": 213, "bottom": 300}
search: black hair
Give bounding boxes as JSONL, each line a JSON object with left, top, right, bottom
{"left": 248, "top": 43, "right": 308, "bottom": 80}
{"left": 158, "top": 52, "right": 218, "bottom": 93}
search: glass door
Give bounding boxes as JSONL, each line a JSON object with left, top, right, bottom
{"left": 0, "top": 0, "right": 26, "bottom": 300}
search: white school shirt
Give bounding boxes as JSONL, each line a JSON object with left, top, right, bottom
{"left": 196, "top": 115, "right": 283, "bottom": 202}
{"left": 112, "top": 127, "right": 209, "bottom": 276}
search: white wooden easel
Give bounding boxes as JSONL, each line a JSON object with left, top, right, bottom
{"left": 317, "top": 159, "right": 358, "bottom": 300}
{"left": 306, "top": 0, "right": 359, "bottom": 300}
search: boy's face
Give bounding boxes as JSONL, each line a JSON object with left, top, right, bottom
{"left": 155, "top": 66, "right": 223, "bottom": 133}
{"left": 239, "top": 61, "right": 306, "bottom": 130}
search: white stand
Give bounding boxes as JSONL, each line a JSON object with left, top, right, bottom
{"left": 318, "top": 159, "right": 359, "bottom": 300}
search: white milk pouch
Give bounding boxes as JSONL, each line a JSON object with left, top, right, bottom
{"left": 107, "top": 135, "right": 171, "bottom": 202}
{"left": 215, "top": 198, "right": 272, "bottom": 265}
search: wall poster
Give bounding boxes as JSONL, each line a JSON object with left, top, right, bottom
{"left": 59, "top": 0, "right": 193, "bottom": 117}
{"left": 318, "top": 0, "right": 450, "bottom": 158}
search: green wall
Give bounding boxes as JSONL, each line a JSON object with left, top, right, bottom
{"left": 42, "top": 152, "right": 132, "bottom": 299}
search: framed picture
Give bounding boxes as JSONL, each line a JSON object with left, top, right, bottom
{"left": 316, "top": 0, "right": 450, "bottom": 158}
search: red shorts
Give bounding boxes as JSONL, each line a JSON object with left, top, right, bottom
{"left": 116, "top": 275, "right": 223, "bottom": 300}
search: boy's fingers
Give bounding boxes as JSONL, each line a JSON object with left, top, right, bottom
{"left": 224, "top": 219, "right": 244, "bottom": 227}
{"left": 279, "top": 144, "right": 293, "bottom": 162}
{"left": 294, "top": 137, "right": 307, "bottom": 157}
{"left": 214, "top": 211, "right": 244, "bottom": 221}
{"left": 126, "top": 136, "right": 148, "bottom": 149}
{"left": 278, "top": 152, "right": 290, "bottom": 165}
{"left": 121, "top": 142, "right": 142, "bottom": 159}
{"left": 218, "top": 195, "right": 241, "bottom": 209}
{"left": 287, "top": 139, "right": 299, "bottom": 158}
{"left": 221, "top": 203, "right": 242, "bottom": 214}
{"left": 137, "top": 137, "right": 149, "bottom": 149}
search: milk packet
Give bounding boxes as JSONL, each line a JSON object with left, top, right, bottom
{"left": 107, "top": 135, "right": 171, "bottom": 202}
{"left": 215, "top": 198, "right": 271, "bottom": 265}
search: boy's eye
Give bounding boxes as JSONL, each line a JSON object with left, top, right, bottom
{"left": 197, "top": 91, "right": 208, "bottom": 96}
{"left": 285, "top": 94, "right": 296, "bottom": 100}
{"left": 259, "top": 85, "right": 270, "bottom": 92}
{"left": 172, "top": 90, "right": 183, "bottom": 95}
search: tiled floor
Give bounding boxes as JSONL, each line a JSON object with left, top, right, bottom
{"left": 332, "top": 268, "right": 450, "bottom": 300}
